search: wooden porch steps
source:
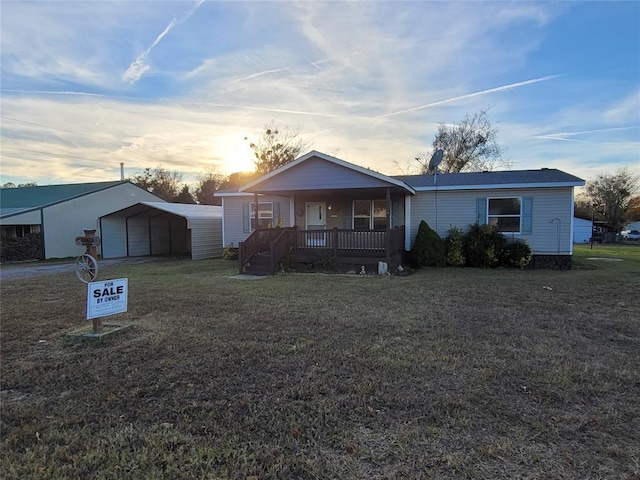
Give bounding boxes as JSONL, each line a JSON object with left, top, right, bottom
{"left": 242, "top": 252, "right": 273, "bottom": 276}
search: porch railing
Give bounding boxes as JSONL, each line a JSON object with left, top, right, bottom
{"left": 290, "top": 228, "right": 403, "bottom": 257}
{"left": 238, "top": 228, "right": 284, "bottom": 271}
{"left": 269, "top": 227, "right": 294, "bottom": 274}
{"left": 240, "top": 227, "right": 405, "bottom": 274}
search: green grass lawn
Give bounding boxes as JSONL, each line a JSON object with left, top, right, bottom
{"left": 1, "top": 247, "right": 639, "bottom": 479}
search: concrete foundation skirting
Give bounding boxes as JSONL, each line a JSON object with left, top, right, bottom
{"left": 526, "top": 254, "right": 573, "bottom": 270}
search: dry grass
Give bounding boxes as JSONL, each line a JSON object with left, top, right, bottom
{"left": 1, "top": 244, "right": 639, "bottom": 479}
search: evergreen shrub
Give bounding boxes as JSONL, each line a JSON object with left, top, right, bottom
{"left": 410, "top": 220, "right": 446, "bottom": 267}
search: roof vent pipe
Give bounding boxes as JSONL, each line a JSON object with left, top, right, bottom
{"left": 120, "top": 162, "right": 125, "bottom": 181}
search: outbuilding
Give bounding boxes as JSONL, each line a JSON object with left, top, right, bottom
{"left": 1, "top": 181, "right": 164, "bottom": 261}
{"left": 99, "top": 202, "right": 223, "bottom": 260}
{"left": 573, "top": 216, "right": 593, "bottom": 244}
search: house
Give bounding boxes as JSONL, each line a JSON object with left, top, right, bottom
{"left": 573, "top": 216, "right": 593, "bottom": 243}
{"left": 0, "top": 181, "right": 164, "bottom": 261}
{"left": 99, "top": 202, "right": 223, "bottom": 260}
{"left": 215, "top": 151, "right": 585, "bottom": 274}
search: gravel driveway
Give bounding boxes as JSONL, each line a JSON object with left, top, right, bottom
{"left": 0, "top": 257, "right": 158, "bottom": 281}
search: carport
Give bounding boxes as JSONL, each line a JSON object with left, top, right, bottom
{"left": 99, "top": 202, "right": 223, "bottom": 260}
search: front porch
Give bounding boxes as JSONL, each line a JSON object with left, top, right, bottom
{"left": 239, "top": 227, "right": 405, "bottom": 275}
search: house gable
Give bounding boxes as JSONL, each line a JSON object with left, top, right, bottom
{"left": 240, "top": 151, "right": 414, "bottom": 194}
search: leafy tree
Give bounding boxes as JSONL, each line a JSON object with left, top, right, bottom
{"left": 173, "top": 185, "right": 196, "bottom": 204}
{"left": 417, "top": 109, "right": 511, "bottom": 174}
{"left": 218, "top": 171, "right": 260, "bottom": 191}
{"left": 585, "top": 167, "right": 639, "bottom": 232}
{"left": 625, "top": 196, "right": 640, "bottom": 223}
{"left": 195, "top": 169, "right": 226, "bottom": 205}
{"left": 249, "top": 121, "right": 310, "bottom": 175}
{"left": 129, "top": 166, "right": 183, "bottom": 202}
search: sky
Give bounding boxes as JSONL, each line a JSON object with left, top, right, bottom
{"left": 1, "top": 0, "right": 639, "bottom": 188}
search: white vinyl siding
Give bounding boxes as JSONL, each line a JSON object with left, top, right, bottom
{"left": 222, "top": 195, "right": 290, "bottom": 247}
{"left": 410, "top": 187, "right": 575, "bottom": 255}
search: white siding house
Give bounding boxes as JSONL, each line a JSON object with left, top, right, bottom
{"left": 216, "top": 151, "right": 585, "bottom": 273}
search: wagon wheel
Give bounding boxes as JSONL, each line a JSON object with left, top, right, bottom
{"left": 75, "top": 254, "right": 98, "bottom": 283}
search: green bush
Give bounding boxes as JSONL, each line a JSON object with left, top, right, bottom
{"left": 463, "top": 223, "right": 506, "bottom": 268}
{"left": 501, "top": 240, "right": 533, "bottom": 269}
{"left": 0, "top": 233, "right": 42, "bottom": 262}
{"left": 222, "top": 244, "right": 238, "bottom": 261}
{"left": 445, "top": 225, "right": 465, "bottom": 266}
{"left": 409, "top": 220, "right": 446, "bottom": 267}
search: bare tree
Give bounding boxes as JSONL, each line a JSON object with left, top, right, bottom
{"left": 249, "top": 121, "right": 311, "bottom": 175}
{"left": 585, "top": 167, "right": 639, "bottom": 232}
{"left": 418, "top": 110, "right": 511, "bottom": 174}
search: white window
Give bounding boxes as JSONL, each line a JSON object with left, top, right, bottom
{"left": 352, "top": 200, "right": 388, "bottom": 230}
{"left": 250, "top": 202, "right": 273, "bottom": 230}
{"left": 488, "top": 197, "right": 521, "bottom": 233}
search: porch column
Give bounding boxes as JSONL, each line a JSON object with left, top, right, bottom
{"left": 386, "top": 187, "right": 391, "bottom": 259}
{"left": 289, "top": 196, "right": 296, "bottom": 227}
{"left": 253, "top": 192, "right": 259, "bottom": 231}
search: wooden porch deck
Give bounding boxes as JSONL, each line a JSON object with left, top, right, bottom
{"left": 239, "top": 227, "right": 405, "bottom": 275}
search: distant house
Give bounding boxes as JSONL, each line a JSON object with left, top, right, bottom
{"left": 573, "top": 217, "right": 593, "bottom": 243}
{"left": 1, "top": 181, "right": 163, "bottom": 261}
{"left": 215, "top": 151, "right": 585, "bottom": 274}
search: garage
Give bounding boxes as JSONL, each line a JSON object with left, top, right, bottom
{"left": 100, "top": 202, "right": 223, "bottom": 260}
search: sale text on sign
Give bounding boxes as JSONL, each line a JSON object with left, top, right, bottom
{"left": 86, "top": 278, "right": 128, "bottom": 319}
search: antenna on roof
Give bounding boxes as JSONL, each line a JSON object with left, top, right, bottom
{"left": 428, "top": 149, "right": 443, "bottom": 184}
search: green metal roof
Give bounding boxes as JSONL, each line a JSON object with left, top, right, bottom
{"left": 1, "top": 181, "right": 126, "bottom": 215}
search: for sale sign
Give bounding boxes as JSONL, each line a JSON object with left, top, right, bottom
{"left": 86, "top": 278, "right": 128, "bottom": 319}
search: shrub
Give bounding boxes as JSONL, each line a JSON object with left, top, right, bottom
{"left": 222, "top": 244, "right": 238, "bottom": 261}
{"left": 463, "top": 223, "right": 506, "bottom": 268}
{"left": 445, "top": 225, "right": 465, "bottom": 266}
{"left": 0, "top": 233, "right": 42, "bottom": 262}
{"left": 409, "top": 220, "right": 446, "bottom": 267}
{"left": 501, "top": 240, "right": 533, "bottom": 269}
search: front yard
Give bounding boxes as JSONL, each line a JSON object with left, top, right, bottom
{"left": 1, "top": 245, "right": 639, "bottom": 479}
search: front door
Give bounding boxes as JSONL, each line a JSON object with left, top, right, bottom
{"left": 305, "top": 202, "right": 326, "bottom": 246}
{"left": 306, "top": 202, "right": 326, "bottom": 230}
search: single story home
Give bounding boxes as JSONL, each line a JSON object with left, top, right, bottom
{"left": 215, "top": 151, "right": 585, "bottom": 274}
{"left": 99, "top": 202, "right": 223, "bottom": 260}
{"left": 1, "top": 181, "right": 163, "bottom": 261}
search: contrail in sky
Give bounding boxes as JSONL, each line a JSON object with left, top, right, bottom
{"left": 123, "top": 0, "right": 205, "bottom": 84}
{"left": 376, "top": 75, "right": 559, "bottom": 119}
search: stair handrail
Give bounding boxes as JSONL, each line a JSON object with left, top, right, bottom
{"left": 269, "top": 227, "right": 295, "bottom": 274}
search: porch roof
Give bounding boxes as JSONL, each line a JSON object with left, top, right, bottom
{"left": 237, "top": 151, "right": 415, "bottom": 195}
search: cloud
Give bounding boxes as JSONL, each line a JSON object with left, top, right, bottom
{"left": 376, "top": 76, "right": 560, "bottom": 118}
{"left": 604, "top": 88, "right": 640, "bottom": 125}
{"left": 122, "top": 1, "right": 204, "bottom": 84}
